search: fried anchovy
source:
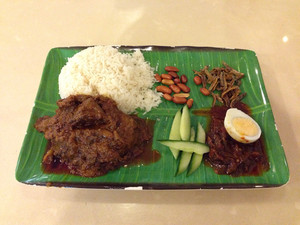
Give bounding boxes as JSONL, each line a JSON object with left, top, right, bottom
{"left": 211, "top": 92, "right": 217, "bottom": 107}
{"left": 230, "top": 88, "right": 241, "bottom": 101}
{"left": 222, "top": 61, "right": 244, "bottom": 78}
{"left": 194, "top": 61, "right": 246, "bottom": 107}
{"left": 208, "top": 77, "right": 219, "bottom": 92}
{"left": 201, "top": 74, "right": 207, "bottom": 89}
{"left": 204, "top": 68, "right": 214, "bottom": 84}
{"left": 230, "top": 93, "right": 247, "bottom": 107}
{"left": 221, "top": 86, "right": 238, "bottom": 98}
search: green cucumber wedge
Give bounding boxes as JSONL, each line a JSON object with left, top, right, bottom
{"left": 196, "top": 122, "right": 206, "bottom": 143}
{"left": 180, "top": 105, "right": 191, "bottom": 141}
{"left": 188, "top": 122, "right": 206, "bottom": 176}
{"left": 177, "top": 127, "right": 195, "bottom": 175}
{"left": 177, "top": 152, "right": 193, "bottom": 175}
{"left": 188, "top": 154, "right": 203, "bottom": 176}
{"left": 158, "top": 140, "right": 209, "bottom": 155}
{"left": 169, "top": 109, "right": 182, "bottom": 159}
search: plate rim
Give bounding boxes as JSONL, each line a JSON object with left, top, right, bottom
{"left": 15, "top": 45, "right": 289, "bottom": 189}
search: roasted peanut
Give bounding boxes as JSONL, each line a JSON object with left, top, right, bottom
{"left": 165, "top": 66, "right": 179, "bottom": 72}
{"left": 174, "top": 78, "right": 181, "bottom": 84}
{"left": 193, "top": 76, "right": 202, "bottom": 85}
{"left": 180, "top": 75, "right": 188, "bottom": 84}
{"left": 154, "top": 73, "right": 162, "bottom": 82}
{"left": 177, "top": 83, "right": 190, "bottom": 93}
{"left": 173, "top": 96, "right": 187, "bottom": 104}
{"left": 169, "top": 84, "right": 181, "bottom": 93}
{"left": 187, "top": 98, "right": 194, "bottom": 108}
{"left": 173, "top": 93, "right": 190, "bottom": 98}
{"left": 156, "top": 85, "right": 172, "bottom": 94}
{"left": 168, "top": 71, "right": 179, "bottom": 78}
{"left": 163, "top": 93, "right": 173, "bottom": 101}
{"left": 161, "top": 74, "right": 173, "bottom": 80}
{"left": 162, "top": 79, "right": 174, "bottom": 85}
{"left": 200, "top": 87, "right": 210, "bottom": 96}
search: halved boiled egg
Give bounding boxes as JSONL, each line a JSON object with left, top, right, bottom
{"left": 224, "top": 108, "right": 261, "bottom": 144}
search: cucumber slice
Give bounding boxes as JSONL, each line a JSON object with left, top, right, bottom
{"left": 177, "top": 152, "right": 193, "bottom": 175}
{"left": 187, "top": 154, "right": 203, "bottom": 176}
{"left": 187, "top": 123, "right": 206, "bottom": 176}
{"left": 180, "top": 105, "right": 191, "bottom": 141}
{"left": 158, "top": 140, "right": 209, "bottom": 155}
{"left": 196, "top": 122, "right": 206, "bottom": 143}
{"left": 190, "top": 127, "right": 196, "bottom": 142}
{"left": 177, "top": 127, "right": 195, "bottom": 175}
{"left": 169, "top": 109, "right": 182, "bottom": 159}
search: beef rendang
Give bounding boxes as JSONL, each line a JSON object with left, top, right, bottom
{"left": 35, "top": 95, "right": 154, "bottom": 177}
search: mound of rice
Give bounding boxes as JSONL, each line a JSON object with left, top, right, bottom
{"left": 59, "top": 46, "right": 162, "bottom": 114}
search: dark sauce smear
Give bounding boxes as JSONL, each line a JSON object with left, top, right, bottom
{"left": 43, "top": 153, "right": 69, "bottom": 174}
{"left": 193, "top": 102, "right": 269, "bottom": 177}
{"left": 126, "top": 120, "right": 161, "bottom": 166}
{"left": 42, "top": 119, "right": 160, "bottom": 175}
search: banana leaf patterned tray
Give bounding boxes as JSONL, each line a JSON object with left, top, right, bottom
{"left": 15, "top": 46, "right": 289, "bottom": 189}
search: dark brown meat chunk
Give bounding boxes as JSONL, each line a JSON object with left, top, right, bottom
{"left": 35, "top": 95, "right": 152, "bottom": 177}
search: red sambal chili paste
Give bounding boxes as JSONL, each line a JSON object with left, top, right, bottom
{"left": 194, "top": 102, "right": 269, "bottom": 176}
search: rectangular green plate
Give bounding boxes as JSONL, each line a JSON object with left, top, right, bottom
{"left": 15, "top": 46, "right": 289, "bottom": 189}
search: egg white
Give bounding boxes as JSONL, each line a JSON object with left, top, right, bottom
{"left": 224, "top": 108, "right": 261, "bottom": 144}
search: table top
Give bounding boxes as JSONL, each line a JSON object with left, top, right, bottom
{"left": 1, "top": 1, "right": 300, "bottom": 224}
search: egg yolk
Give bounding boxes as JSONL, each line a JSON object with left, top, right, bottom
{"left": 232, "top": 117, "right": 258, "bottom": 136}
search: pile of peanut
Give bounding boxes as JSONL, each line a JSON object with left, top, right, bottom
{"left": 155, "top": 66, "right": 194, "bottom": 108}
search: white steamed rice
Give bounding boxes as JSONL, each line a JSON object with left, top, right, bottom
{"left": 58, "top": 45, "right": 161, "bottom": 114}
